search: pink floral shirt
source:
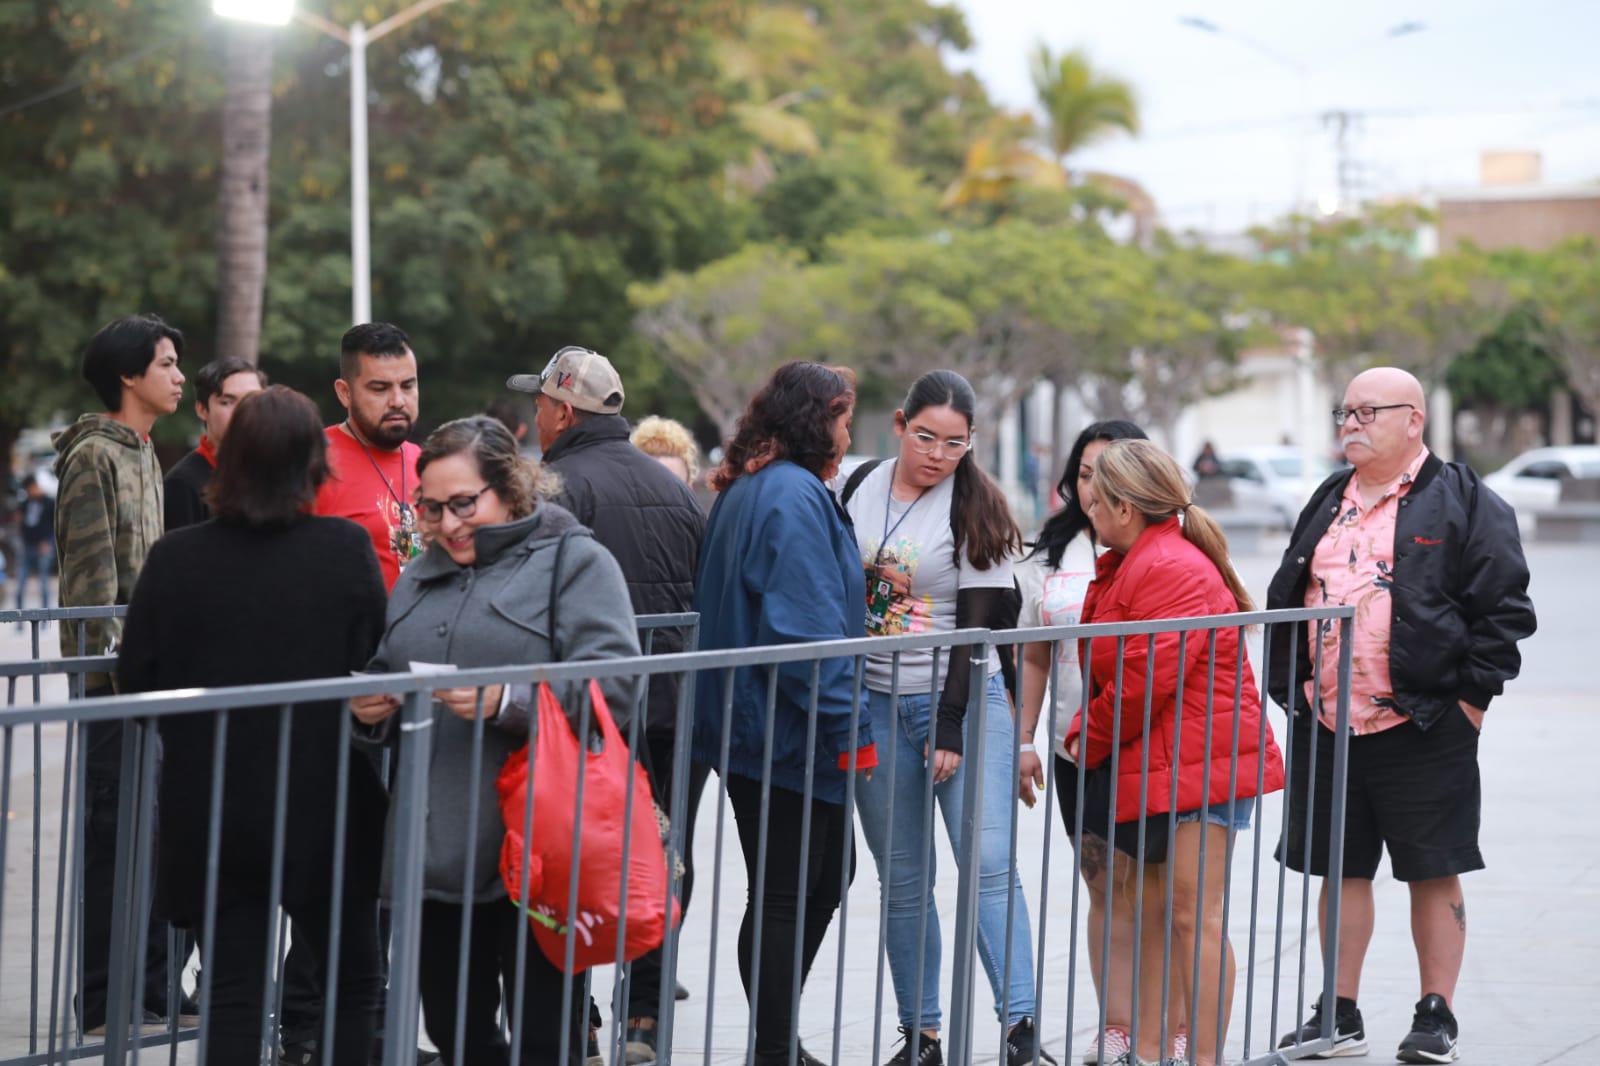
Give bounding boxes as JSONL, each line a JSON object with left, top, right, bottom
{"left": 1304, "top": 448, "right": 1429, "bottom": 734}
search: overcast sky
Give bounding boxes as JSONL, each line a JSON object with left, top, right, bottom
{"left": 949, "top": 0, "right": 1600, "bottom": 232}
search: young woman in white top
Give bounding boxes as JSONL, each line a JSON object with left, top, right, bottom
{"left": 1016, "top": 420, "right": 1150, "bottom": 1066}
{"left": 843, "top": 370, "right": 1050, "bottom": 1066}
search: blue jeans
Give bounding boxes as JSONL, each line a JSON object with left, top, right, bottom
{"left": 14, "top": 542, "right": 52, "bottom": 611}
{"left": 856, "top": 672, "right": 1036, "bottom": 1030}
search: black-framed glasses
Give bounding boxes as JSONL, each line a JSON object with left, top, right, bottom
{"left": 414, "top": 486, "right": 491, "bottom": 522}
{"left": 1332, "top": 403, "right": 1415, "bottom": 427}
{"left": 907, "top": 429, "right": 973, "bottom": 459}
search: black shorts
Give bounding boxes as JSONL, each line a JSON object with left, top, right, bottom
{"left": 1054, "top": 755, "right": 1170, "bottom": 865}
{"left": 1277, "top": 706, "right": 1484, "bottom": 883}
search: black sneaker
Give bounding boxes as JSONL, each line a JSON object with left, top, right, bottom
{"left": 753, "top": 1044, "right": 829, "bottom": 1066}
{"left": 885, "top": 1026, "right": 943, "bottom": 1066}
{"left": 675, "top": 981, "right": 690, "bottom": 1001}
{"left": 1396, "top": 993, "right": 1459, "bottom": 1064}
{"left": 1276, "top": 994, "right": 1368, "bottom": 1058}
{"left": 1006, "top": 1018, "right": 1058, "bottom": 1066}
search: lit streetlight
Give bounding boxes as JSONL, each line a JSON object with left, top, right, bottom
{"left": 214, "top": 0, "right": 462, "bottom": 325}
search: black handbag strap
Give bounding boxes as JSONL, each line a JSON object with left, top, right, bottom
{"left": 546, "top": 527, "right": 583, "bottom": 661}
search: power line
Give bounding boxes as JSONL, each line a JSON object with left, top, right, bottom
{"left": 0, "top": 28, "right": 200, "bottom": 121}
{"left": 1138, "top": 98, "right": 1600, "bottom": 143}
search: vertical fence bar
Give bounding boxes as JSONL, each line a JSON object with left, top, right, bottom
{"left": 1270, "top": 628, "right": 1300, "bottom": 1049}
{"left": 383, "top": 691, "right": 432, "bottom": 1066}
{"left": 509, "top": 681, "right": 542, "bottom": 1064}
{"left": 610, "top": 663, "right": 646, "bottom": 1066}
{"left": 1030, "top": 638, "right": 1061, "bottom": 1066}
{"left": 1295, "top": 633, "right": 1326, "bottom": 1040}
{"left": 657, "top": 657, "right": 699, "bottom": 1063}
{"left": 556, "top": 683, "right": 597, "bottom": 1066}
{"left": 46, "top": 720, "right": 79, "bottom": 1063}
{"left": 194, "top": 710, "right": 228, "bottom": 1066}
{"left": 998, "top": 636, "right": 1023, "bottom": 1066}
{"left": 1159, "top": 630, "right": 1189, "bottom": 1065}
{"left": 1319, "top": 619, "right": 1356, "bottom": 1047}
{"left": 128, "top": 716, "right": 163, "bottom": 1066}
{"left": 704, "top": 667, "right": 738, "bottom": 1060}
{"left": 1093, "top": 637, "right": 1127, "bottom": 1063}
{"left": 869, "top": 653, "right": 902, "bottom": 1066}
{"left": 1061, "top": 639, "right": 1093, "bottom": 1066}
{"left": 946, "top": 641, "right": 992, "bottom": 1066}
{"left": 784, "top": 663, "right": 823, "bottom": 1066}
{"left": 909, "top": 644, "right": 943, "bottom": 1066}
{"left": 318, "top": 707, "right": 357, "bottom": 1066}
{"left": 829, "top": 656, "right": 867, "bottom": 1066}
{"left": 1126, "top": 634, "right": 1158, "bottom": 1066}
{"left": 31, "top": 722, "right": 43, "bottom": 1055}
{"left": 256, "top": 707, "right": 295, "bottom": 1065}
{"left": 0, "top": 724, "right": 12, "bottom": 1011}
{"left": 1186, "top": 629, "right": 1219, "bottom": 1064}
{"left": 103, "top": 716, "right": 146, "bottom": 1065}
{"left": 448, "top": 688, "right": 490, "bottom": 1066}
{"left": 741, "top": 669, "right": 782, "bottom": 1066}
{"left": 1243, "top": 623, "right": 1273, "bottom": 1060}
{"left": 1213, "top": 628, "right": 1247, "bottom": 1065}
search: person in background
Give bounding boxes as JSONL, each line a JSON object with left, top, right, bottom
{"left": 164, "top": 357, "right": 268, "bottom": 530}
{"left": 118, "top": 386, "right": 390, "bottom": 1065}
{"left": 840, "top": 370, "right": 1049, "bottom": 1066}
{"left": 1271, "top": 368, "right": 1535, "bottom": 1065}
{"left": 691, "top": 362, "right": 875, "bottom": 1066}
{"left": 15, "top": 474, "right": 55, "bottom": 612}
{"left": 1015, "top": 420, "right": 1148, "bottom": 1066}
{"left": 1192, "top": 441, "right": 1223, "bottom": 479}
{"left": 483, "top": 395, "right": 531, "bottom": 450}
{"left": 505, "top": 348, "right": 706, "bottom": 1065}
{"left": 53, "top": 313, "right": 191, "bottom": 1036}
{"left": 1067, "top": 439, "right": 1284, "bottom": 1066}
{"left": 630, "top": 415, "right": 702, "bottom": 487}
{"left": 350, "top": 416, "right": 641, "bottom": 1066}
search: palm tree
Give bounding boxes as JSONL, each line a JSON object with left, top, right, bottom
{"left": 216, "top": 22, "right": 274, "bottom": 365}
{"left": 1029, "top": 44, "right": 1140, "bottom": 163}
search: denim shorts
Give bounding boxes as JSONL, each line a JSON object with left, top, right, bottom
{"left": 1175, "top": 796, "right": 1256, "bottom": 832}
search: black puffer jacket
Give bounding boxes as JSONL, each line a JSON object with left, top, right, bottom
{"left": 543, "top": 414, "right": 706, "bottom": 734}
{"left": 1266, "top": 452, "right": 1536, "bottom": 730}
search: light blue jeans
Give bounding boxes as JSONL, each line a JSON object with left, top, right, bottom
{"left": 856, "top": 672, "right": 1037, "bottom": 1030}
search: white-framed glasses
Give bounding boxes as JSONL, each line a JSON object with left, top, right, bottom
{"left": 907, "top": 430, "right": 972, "bottom": 459}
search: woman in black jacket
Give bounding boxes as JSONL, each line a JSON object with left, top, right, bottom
{"left": 118, "top": 386, "right": 390, "bottom": 1066}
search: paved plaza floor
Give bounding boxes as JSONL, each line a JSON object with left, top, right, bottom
{"left": 1, "top": 537, "right": 1595, "bottom": 1063}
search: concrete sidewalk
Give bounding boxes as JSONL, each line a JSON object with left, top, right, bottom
{"left": 1, "top": 541, "right": 1595, "bottom": 1064}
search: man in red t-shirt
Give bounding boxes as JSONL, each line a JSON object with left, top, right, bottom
{"left": 313, "top": 322, "right": 422, "bottom": 591}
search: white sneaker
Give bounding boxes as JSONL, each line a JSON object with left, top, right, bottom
{"left": 1084, "top": 1027, "right": 1132, "bottom": 1064}
{"left": 1172, "top": 1033, "right": 1186, "bottom": 1062}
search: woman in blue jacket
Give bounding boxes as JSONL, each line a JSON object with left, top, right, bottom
{"left": 692, "top": 361, "right": 875, "bottom": 1066}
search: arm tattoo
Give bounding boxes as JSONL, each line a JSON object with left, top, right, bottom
{"left": 1450, "top": 901, "right": 1466, "bottom": 932}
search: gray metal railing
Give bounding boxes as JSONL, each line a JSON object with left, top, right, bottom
{"left": 0, "top": 605, "right": 1353, "bottom": 1066}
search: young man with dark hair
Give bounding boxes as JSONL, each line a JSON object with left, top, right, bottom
{"left": 14, "top": 475, "right": 55, "bottom": 613}
{"left": 52, "top": 312, "right": 192, "bottom": 1036}
{"left": 313, "top": 322, "right": 422, "bottom": 590}
{"left": 163, "top": 357, "right": 269, "bottom": 530}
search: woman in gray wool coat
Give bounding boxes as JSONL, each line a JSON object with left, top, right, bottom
{"left": 350, "top": 416, "right": 641, "bottom": 1066}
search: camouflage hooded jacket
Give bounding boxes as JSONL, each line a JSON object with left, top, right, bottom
{"left": 51, "top": 414, "right": 164, "bottom": 690}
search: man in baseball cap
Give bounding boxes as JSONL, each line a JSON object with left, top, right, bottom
{"left": 505, "top": 348, "right": 707, "bottom": 1064}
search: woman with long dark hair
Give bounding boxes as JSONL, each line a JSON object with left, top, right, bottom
{"left": 842, "top": 369, "right": 1049, "bottom": 1066}
{"left": 1016, "top": 420, "right": 1147, "bottom": 1065}
{"left": 691, "top": 362, "right": 875, "bottom": 1066}
{"left": 118, "top": 386, "right": 390, "bottom": 1065}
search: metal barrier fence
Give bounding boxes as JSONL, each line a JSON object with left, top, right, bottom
{"left": 0, "top": 605, "right": 1353, "bottom": 1066}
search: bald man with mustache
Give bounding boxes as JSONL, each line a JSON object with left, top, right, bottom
{"left": 1265, "top": 367, "right": 1535, "bottom": 1064}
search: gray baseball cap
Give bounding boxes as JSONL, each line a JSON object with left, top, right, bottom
{"left": 506, "top": 346, "right": 625, "bottom": 415}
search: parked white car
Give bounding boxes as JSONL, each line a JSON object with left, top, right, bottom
{"left": 1215, "top": 447, "right": 1341, "bottom": 529}
{"left": 1484, "top": 445, "right": 1600, "bottom": 534}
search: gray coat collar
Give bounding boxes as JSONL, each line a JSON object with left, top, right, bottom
{"left": 404, "top": 504, "right": 580, "bottom": 583}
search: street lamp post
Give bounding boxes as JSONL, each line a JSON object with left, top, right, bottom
{"left": 215, "top": 0, "right": 461, "bottom": 325}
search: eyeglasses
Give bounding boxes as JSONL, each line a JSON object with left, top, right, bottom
{"left": 1332, "top": 403, "right": 1415, "bottom": 427}
{"left": 907, "top": 429, "right": 973, "bottom": 459}
{"left": 414, "top": 486, "right": 491, "bottom": 522}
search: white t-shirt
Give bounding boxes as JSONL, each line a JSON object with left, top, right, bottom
{"left": 842, "top": 460, "right": 1013, "bottom": 694}
{"left": 1015, "top": 534, "right": 1097, "bottom": 758}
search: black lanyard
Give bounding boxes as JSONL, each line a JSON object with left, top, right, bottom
{"left": 873, "top": 461, "right": 927, "bottom": 569}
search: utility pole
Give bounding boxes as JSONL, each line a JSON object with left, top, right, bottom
{"left": 1321, "top": 108, "right": 1364, "bottom": 212}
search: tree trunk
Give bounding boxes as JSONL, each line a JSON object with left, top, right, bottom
{"left": 215, "top": 24, "right": 275, "bottom": 365}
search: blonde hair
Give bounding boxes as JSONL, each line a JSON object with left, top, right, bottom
{"left": 1092, "top": 439, "right": 1255, "bottom": 612}
{"left": 631, "top": 416, "right": 701, "bottom": 483}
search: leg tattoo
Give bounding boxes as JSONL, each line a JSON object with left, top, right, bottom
{"left": 1449, "top": 900, "right": 1466, "bottom": 933}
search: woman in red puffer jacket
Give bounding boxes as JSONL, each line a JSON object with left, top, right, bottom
{"left": 1064, "top": 439, "right": 1285, "bottom": 1066}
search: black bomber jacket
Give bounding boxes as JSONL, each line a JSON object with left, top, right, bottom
{"left": 1265, "top": 452, "right": 1536, "bottom": 730}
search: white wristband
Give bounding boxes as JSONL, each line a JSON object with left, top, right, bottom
{"left": 1018, "top": 743, "right": 1036, "bottom": 754}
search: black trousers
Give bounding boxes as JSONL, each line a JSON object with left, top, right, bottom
{"left": 724, "top": 773, "right": 852, "bottom": 1058}
{"left": 622, "top": 735, "right": 710, "bottom": 1022}
{"left": 417, "top": 899, "right": 587, "bottom": 1066}
{"left": 79, "top": 717, "right": 182, "bottom": 1031}
{"left": 202, "top": 894, "right": 383, "bottom": 1066}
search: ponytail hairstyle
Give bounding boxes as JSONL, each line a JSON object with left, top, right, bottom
{"left": 1091, "top": 439, "right": 1255, "bottom": 612}
{"left": 1028, "top": 419, "right": 1148, "bottom": 569}
{"left": 900, "top": 370, "right": 1022, "bottom": 570}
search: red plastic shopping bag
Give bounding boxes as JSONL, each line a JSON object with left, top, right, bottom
{"left": 496, "top": 679, "right": 680, "bottom": 972}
